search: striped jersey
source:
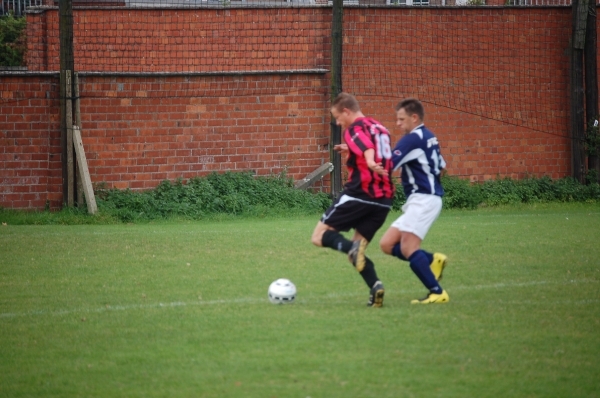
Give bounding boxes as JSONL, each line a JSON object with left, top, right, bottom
{"left": 343, "top": 117, "right": 395, "bottom": 201}
{"left": 391, "top": 124, "right": 446, "bottom": 198}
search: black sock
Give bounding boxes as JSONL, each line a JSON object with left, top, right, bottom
{"left": 359, "top": 257, "right": 380, "bottom": 288}
{"left": 321, "top": 230, "right": 353, "bottom": 253}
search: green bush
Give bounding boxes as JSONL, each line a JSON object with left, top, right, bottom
{"left": 96, "top": 171, "right": 331, "bottom": 222}
{"left": 440, "top": 175, "right": 482, "bottom": 209}
{"left": 480, "top": 177, "right": 522, "bottom": 206}
{"left": 391, "top": 183, "right": 407, "bottom": 211}
{"left": 0, "top": 13, "right": 26, "bottom": 67}
{"left": 3, "top": 173, "right": 599, "bottom": 225}
{"left": 98, "top": 173, "right": 599, "bottom": 220}
{"left": 437, "top": 175, "right": 600, "bottom": 209}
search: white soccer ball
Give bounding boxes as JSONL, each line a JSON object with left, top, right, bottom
{"left": 268, "top": 278, "right": 297, "bottom": 304}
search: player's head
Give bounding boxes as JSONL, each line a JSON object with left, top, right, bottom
{"left": 331, "top": 92, "right": 362, "bottom": 130}
{"left": 395, "top": 98, "right": 424, "bottom": 134}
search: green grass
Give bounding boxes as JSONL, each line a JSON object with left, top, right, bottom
{"left": 1, "top": 203, "right": 599, "bottom": 397}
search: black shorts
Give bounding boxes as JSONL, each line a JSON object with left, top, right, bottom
{"left": 321, "top": 193, "right": 392, "bottom": 242}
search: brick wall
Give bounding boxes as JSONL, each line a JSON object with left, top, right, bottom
{"left": 0, "top": 6, "right": 585, "bottom": 210}
{"left": 0, "top": 76, "right": 62, "bottom": 209}
{"left": 26, "top": 8, "right": 331, "bottom": 73}
{"left": 0, "top": 72, "right": 330, "bottom": 210}
{"left": 343, "top": 7, "right": 572, "bottom": 182}
{"left": 77, "top": 74, "right": 330, "bottom": 191}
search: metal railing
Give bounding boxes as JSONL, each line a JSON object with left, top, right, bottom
{"left": 1, "top": 0, "right": 43, "bottom": 16}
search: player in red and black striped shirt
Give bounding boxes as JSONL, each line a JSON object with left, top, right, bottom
{"left": 343, "top": 115, "right": 396, "bottom": 201}
{"left": 311, "top": 93, "right": 395, "bottom": 307}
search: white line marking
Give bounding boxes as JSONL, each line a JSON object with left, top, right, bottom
{"left": 1, "top": 279, "right": 598, "bottom": 319}
{"left": 0, "top": 297, "right": 263, "bottom": 319}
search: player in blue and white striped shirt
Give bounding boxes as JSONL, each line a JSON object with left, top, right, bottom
{"left": 379, "top": 98, "right": 450, "bottom": 304}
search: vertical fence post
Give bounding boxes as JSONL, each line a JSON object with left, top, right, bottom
{"left": 585, "top": 1, "right": 599, "bottom": 183}
{"left": 59, "top": 0, "right": 75, "bottom": 207}
{"left": 66, "top": 70, "right": 74, "bottom": 206}
{"left": 330, "top": 0, "right": 343, "bottom": 198}
{"left": 571, "top": 0, "right": 588, "bottom": 183}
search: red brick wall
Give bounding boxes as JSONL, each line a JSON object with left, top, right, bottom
{"left": 0, "top": 76, "right": 62, "bottom": 209}
{"left": 342, "top": 7, "right": 572, "bottom": 181}
{"left": 78, "top": 74, "right": 330, "bottom": 191}
{"left": 0, "top": 6, "right": 586, "bottom": 210}
{"left": 0, "top": 73, "right": 330, "bottom": 210}
{"left": 26, "top": 8, "right": 331, "bottom": 73}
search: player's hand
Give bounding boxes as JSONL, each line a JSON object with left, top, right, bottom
{"left": 334, "top": 144, "right": 348, "bottom": 153}
{"left": 368, "top": 162, "right": 388, "bottom": 176}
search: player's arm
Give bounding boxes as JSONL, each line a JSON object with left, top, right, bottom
{"left": 390, "top": 136, "right": 411, "bottom": 171}
{"left": 334, "top": 143, "right": 348, "bottom": 154}
{"left": 391, "top": 134, "right": 425, "bottom": 171}
{"left": 439, "top": 153, "right": 447, "bottom": 176}
{"left": 364, "top": 148, "right": 388, "bottom": 176}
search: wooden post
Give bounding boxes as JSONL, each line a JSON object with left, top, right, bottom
{"left": 571, "top": 0, "right": 588, "bottom": 183}
{"left": 330, "top": 0, "right": 343, "bottom": 198}
{"left": 294, "top": 163, "right": 334, "bottom": 190}
{"left": 74, "top": 72, "right": 84, "bottom": 206}
{"left": 72, "top": 126, "right": 97, "bottom": 215}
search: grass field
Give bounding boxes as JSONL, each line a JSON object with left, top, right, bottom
{"left": 1, "top": 203, "right": 599, "bottom": 397}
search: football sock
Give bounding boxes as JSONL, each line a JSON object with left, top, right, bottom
{"left": 321, "top": 230, "right": 353, "bottom": 253}
{"left": 392, "top": 244, "right": 408, "bottom": 261}
{"left": 423, "top": 250, "right": 433, "bottom": 265}
{"left": 393, "top": 244, "right": 434, "bottom": 264}
{"left": 359, "top": 257, "right": 379, "bottom": 288}
{"left": 408, "top": 250, "right": 442, "bottom": 294}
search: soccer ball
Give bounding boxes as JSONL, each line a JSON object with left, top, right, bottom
{"left": 268, "top": 278, "right": 297, "bottom": 304}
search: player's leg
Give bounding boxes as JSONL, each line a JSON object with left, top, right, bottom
{"left": 311, "top": 221, "right": 353, "bottom": 252}
{"left": 382, "top": 221, "right": 442, "bottom": 281}
{"left": 353, "top": 205, "right": 391, "bottom": 307}
{"left": 379, "top": 226, "right": 407, "bottom": 259}
{"left": 380, "top": 206, "right": 434, "bottom": 264}
{"left": 315, "top": 193, "right": 384, "bottom": 263}
{"left": 405, "top": 194, "right": 446, "bottom": 281}
{"left": 348, "top": 229, "right": 383, "bottom": 307}
{"left": 311, "top": 195, "right": 355, "bottom": 253}
{"left": 395, "top": 194, "right": 446, "bottom": 279}
{"left": 348, "top": 229, "right": 369, "bottom": 271}
{"left": 368, "top": 281, "right": 385, "bottom": 308}
{"left": 381, "top": 221, "right": 448, "bottom": 295}
{"left": 394, "top": 194, "right": 449, "bottom": 303}
{"left": 401, "top": 231, "right": 448, "bottom": 303}
{"left": 349, "top": 200, "right": 391, "bottom": 271}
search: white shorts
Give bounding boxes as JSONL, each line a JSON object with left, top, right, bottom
{"left": 391, "top": 193, "right": 442, "bottom": 240}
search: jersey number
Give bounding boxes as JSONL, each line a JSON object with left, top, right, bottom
{"left": 371, "top": 124, "right": 392, "bottom": 160}
{"left": 431, "top": 149, "right": 443, "bottom": 175}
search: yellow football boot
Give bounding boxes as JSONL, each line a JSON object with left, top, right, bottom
{"left": 430, "top": 253, "right": 448, "bottom": 281}
{"left": 348, "top": 238, "right": 368, "bottom": 272}
{"left": 411, "top": 290, "right": 450, "bottom": 304}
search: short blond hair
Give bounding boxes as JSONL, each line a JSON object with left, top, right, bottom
{"left": 332, "top": 92, "right": 360, "bottom": 113}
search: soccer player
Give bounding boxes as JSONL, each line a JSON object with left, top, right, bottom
{"left": 379, "top": 98, "right": 449, "bottom": 304}
{"left": 311, "top": 92, "right": 395, "bottom": 307}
